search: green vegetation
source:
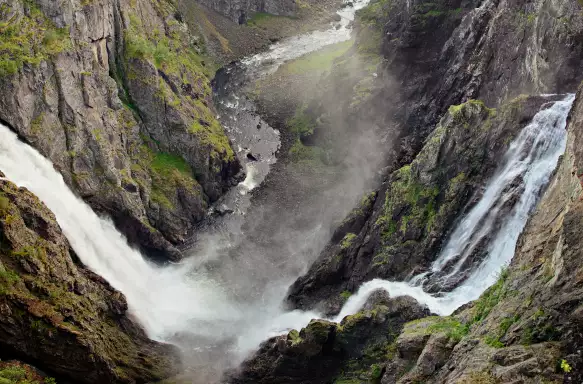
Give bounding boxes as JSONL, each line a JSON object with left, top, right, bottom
{"left": 341, "top": 233, "right": 357, "bottom": 250}
{"left": 0, "top": 360, "right": 55, "bottom": 384}
{"left": 340, "top": 290, "right": 352, "bottom": 300}
{"left": 403, "top": 316, "right": 469, "bottom": 342}
{"left": 0, "top": 0, "right": 71, "bottom": 76}
{"left": 125, "top": 14, "right": 212, "bottom": 78}
{"left": 288, "top": 329, "right": 303, "bottom": 346}
{"left": 189, "top": 117, "right": 235, "bottom": 161}
{"left": 281, "top": 40, "right": 353, "bottom": 75}
{"left": 246, "top": 12, "right": 291, "bottom": 28}
{"left": 560, "top": 359, "right": 572, "bottom": 373}
{"left": 472, "top": 268, "right": 509, "bottom": 322}
{"left": 0, "top": 193, "right": 9, "bottom": 212}
{"left": 0, "top": 268, "right": 19, "bottom": 295}
{"left": 377, "top": 165, "right": 439, "bottom": 239}
{"left": 123, "top": 9, "right": 234, "bottom": 161}
{"left": 145, "top": 148, "right": 201, "bottom": 210}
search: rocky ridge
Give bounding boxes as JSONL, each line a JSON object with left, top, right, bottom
{"left": 0, "top": 171, "right": 178, "bottom": 383}
{"left": 0, "top": 0, "right": 241, "bottom": 260}
{"left": 286, "top": 0, "right": 583, "bottom": 311}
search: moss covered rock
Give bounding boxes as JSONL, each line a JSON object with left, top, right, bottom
{"left": 0, "top": 178, "right": 178, "bottom": 383}
{"left": 0, "top": 0, "right": 240, "bottom": 261}
{"left": 288, "top": 95, "right": 560, "bottom": 313}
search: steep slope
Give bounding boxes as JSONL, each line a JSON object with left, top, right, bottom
{"left": 288, "top": 95, "right": 562, "bottom": 313}
{"left": 0, "top": 172, "right": 178, "bottom": 383}
{"left": 287, "top": 0, "right": 583, "bottom": 308}
{"left": 227, "top": 87, "right": 583, "bottom": 384}
{"left": 0, "top": 0, "right": 241, "bottom": 260}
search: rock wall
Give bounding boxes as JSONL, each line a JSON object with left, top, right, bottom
{"left": 196, "top": 0, "right": 297, "bottom": 24}
{"left": 0, "top": 0, "right": 241, "bottom": 260}
{"left": 228, "top": 85, "right": 583, "bottom": 384}
{"left": 287, "top": 0, "right": 583, "bottom": 310}
{"left": 0, "top": 172, "right": 178, "bottom": 383}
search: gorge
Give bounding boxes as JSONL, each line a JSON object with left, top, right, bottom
{"left": 1, "top": 0, "right": 583, "bottom": 382}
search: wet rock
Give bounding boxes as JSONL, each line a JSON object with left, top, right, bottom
{"left": 246, "top": 153, "right": 259, "bottom": 161}
{"left": 216, "top": 204, "right": 235, "bottom": 215}
{"left": 0, "top": 177, "right": 178, "bottom": 383}
{"left": 228, "top": 296, "right": 429, "bottom": 383}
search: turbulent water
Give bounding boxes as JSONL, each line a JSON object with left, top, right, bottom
{"left": 331, "top": 94, "right": 575, "bottom": 319}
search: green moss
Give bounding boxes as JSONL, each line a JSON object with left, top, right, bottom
{"left": 484, "top": 335, "right": 504, "bottom": 348}
{"left": 0, "top": 193, "right": 9, "bottom": 213}
{"left": 188, "top": 118, "right": 235, "bottom": 160}
{"left": 0, "top": 0, "right": 72, "bottom": 76}
{"left": 341, "top": 233, "right": 357, "bottom": 250}
{"left": 340, "top": 290, "right": 352, "bottom": 300}
{"left": 246, "top": 12, "right": 288, "bottom": 27}
{"left": 472, "top": 267, "right": 509, "bottom": 322}
{"left": 402, "top": 316, "right": 469, "bottom": 342}
{"left": 12, "top": 244, "right": 47, "bottom": 262}
{"left": 281, "top": 40, "right": 353, "bottom": 75}
{"left": 135, "top": 146, "right": 201, "bottom": 210}
{"left": 377, "top": 164, "right": 440, "bottom": 239}
{"left": 0, "top": 268, "right": 20, "bottom": 295}
{"left": 288, "top": 329, "right": 303, "bottom": 346}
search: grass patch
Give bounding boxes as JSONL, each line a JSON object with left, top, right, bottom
{"left": 0, "top": 0, "right": 71, "bottom": 76}
{"left": 0, "top": 268, "right": 19, "bottom": 295}
{"left": 281, "top": 40, "right": 353, "bottom": 75}
{"left": 341, "top": 233, "right": 357, "bottom": 250}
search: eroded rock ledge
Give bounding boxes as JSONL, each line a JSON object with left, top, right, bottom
{"left": 0, "top": 171, "right": 178, "bottom": 383}
{"left": 0, "top": 0, "right": 241, "bottom": 261}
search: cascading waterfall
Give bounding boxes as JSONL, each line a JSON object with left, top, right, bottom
{"left": 0, "top": 125, "right": 245, "bottom": 341}
{"left": 332, "top": 94, "right": 575, "bottom": 320}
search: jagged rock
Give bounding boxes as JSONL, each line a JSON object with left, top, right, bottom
{"left": 196, "top": 0, "right": 297, "bottom": 23}
{"left": 0, "top": 0, "right": 240, "bottom": 261}
{"left": 0, "top": 178, "right": 178, "bottom": 383}
{"left": 288, "top": 95, "right": 563, "bottom": 312}
{"left": 227, "top": 295, "right": 429, "bottom": 383}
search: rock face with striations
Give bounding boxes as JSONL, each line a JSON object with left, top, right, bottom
{"left": 0, "top": 0, "right": 241, "bottom": 261}
{"left": 286, "top": 0, "right": 583, "bottom": 313}
{"left": 0, "top": 172, "right": 178, "bottom": 383}
{"left": 195, "top": 0, "right": 297, "bottom": 24}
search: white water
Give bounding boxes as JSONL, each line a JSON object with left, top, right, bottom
{"left": 329, "top": 94, "right": 575, "bottom": 318}
{"left": 0, "top": 0, "right": 376, "bottom": 364}
{"left": 242, "top": 0, "right": 371, "bottom": 76}
{"left": 0, "top": 126, "right": 247, "bottom": 340}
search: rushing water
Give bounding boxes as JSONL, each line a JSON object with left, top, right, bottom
{"left": 330, "top": 94, "right": 575, "bottom": 319}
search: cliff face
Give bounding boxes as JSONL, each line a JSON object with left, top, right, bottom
{"left": 0, "top": 172, "right": 178, "bottom": 383}
{"left": 288, "top": 95, "right": 562, "bottom": 313}
{"left": 287, "top": 0, "right": 583, "bottom": 309}
{"left": 0, "top": 0, "right": 241, "bottom": 260}
{"left": 228, "top": 86, "right": 583, "bottom": 384}
{"left": 195, "top": 0, "right": 297, "bottom": 24}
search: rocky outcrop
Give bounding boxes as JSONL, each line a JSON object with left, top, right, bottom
{"left": 0, "top": 0, "right": 241, "bottom": 260}
{"left": 0, "top": 173, "right": 179, "bottom": 383}
{"left": 196, "top": 0, "right": 297, "bottom": 24}
{"left": 288, "top": 95, "right": 561, "bottom": 313}
{"left": 283, "top": 0, "right": 583, "bottom": 310}
{"left": 226, "top": 293, "right": 430, "bottom": 384}
{"left": 229, "top": 86, "right": 583, "bottom": 384}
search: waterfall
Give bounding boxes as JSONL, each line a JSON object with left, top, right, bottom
{"left": 334, "top": 94, "right": 575, "bottom": 319}
{"left": 0, "top": 125, "right": 244, "bottom": 341}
